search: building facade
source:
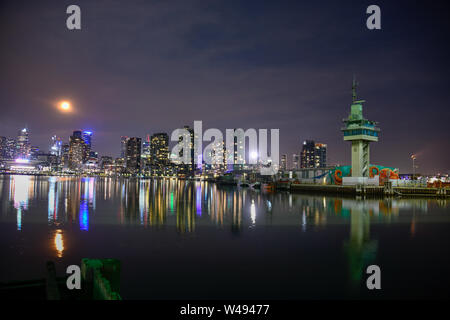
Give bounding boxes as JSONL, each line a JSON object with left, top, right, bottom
{"left": 126, "top": 137, "right": 142, "bottom": 174}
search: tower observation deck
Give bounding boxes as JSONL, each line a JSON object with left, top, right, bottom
{"left": 341, "top": 78, "right": 380, "bottom": 177}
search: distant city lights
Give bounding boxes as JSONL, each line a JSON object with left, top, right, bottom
{"left": 15, "top": 158, "right": 30, "bottom": 164}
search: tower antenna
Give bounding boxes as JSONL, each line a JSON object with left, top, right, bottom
{"left": 352, "top": 75, "right": 358, "bottom": 102}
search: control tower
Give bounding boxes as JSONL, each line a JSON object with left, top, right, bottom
{"left": 341, "top": 78, "right": 380, "bottom": 177}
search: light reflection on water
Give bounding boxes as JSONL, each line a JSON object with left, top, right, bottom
{"left": 0, "top": 175, "right": 449, "bottom": 277}
{"left": 0, "top": 175, "right": 445, "bottom": 232}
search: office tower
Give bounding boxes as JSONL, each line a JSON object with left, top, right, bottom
{"left": 126, "top": 137, "right": 142, "bottom": 174}
{"left": 280, "top": 154, "right": 287, "bottom": 171}
{"left": 211, "top": 139, "right": 226, "bottom": 170}
{"left": 69, "top": 131, "right": 86, "bottom": 170}
{"left": 82, "top": 131, "right": 93, "bottom": 160}
{"left": 292, "top": 154, "right": 299, "bottom": 170}
{"left": 120, "top": 136, "right": 129, "bottom": 158}
{"left": 233, "top": 129, "right": 245, "bottom": 170}
{"left": 300, "top": 140, "right": 315, "bottom": 168}
{"left": 314, "top": 143, "right": 327, "bottom": 168}
{"left": 177, "top": 126, "right": 195, "bottom": 170}
{"left": 61, "top": 143, "right": 70, "bottom": 168}
{"left": 5, "top": 138, "right": 16, "bottom": 159}
{"left": 142, "top": 134, "right": 151, "bottom": 157}
{"left": 151, "top": 133, "right": 169, "bottom": 165}
{"left": 301, "top": 140, "right": 327, "bottom": 168}
{"left": 50, "top": 135, "right": 63, "bottom": 156}
{"left": 16, "top": 128, "right": 31, "bottom": 159}
{"left": 72, "top": 130, "right": 82, "bottom": 139}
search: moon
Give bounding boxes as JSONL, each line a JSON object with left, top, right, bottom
{"left": 59, "top": 101, "right": 72, "bottom": 112}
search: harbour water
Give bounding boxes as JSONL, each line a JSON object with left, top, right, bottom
{"left": 0, "top": 174, "right": 449, "bottom": 299}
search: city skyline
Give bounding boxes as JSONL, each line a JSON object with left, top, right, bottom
{"left": 1, "top": 1, "right": 449, "bottom": 174}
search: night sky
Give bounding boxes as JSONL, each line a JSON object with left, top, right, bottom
{"left": 1, "top": 0, "right": 449, "bottom": 174}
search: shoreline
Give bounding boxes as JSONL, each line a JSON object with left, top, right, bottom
{"left": 1, "top": 172, "right": 448, "bottom": 198}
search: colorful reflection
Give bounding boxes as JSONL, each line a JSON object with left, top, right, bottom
{"left": 54, "top": 229, "right": 64, "bottom": 258}
{"left": 10, "top": 175, "right": 32, "bottom": 230}
{"left": 0, "top": 175, "right": 441, "bottom": 235}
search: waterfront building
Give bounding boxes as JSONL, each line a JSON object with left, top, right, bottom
{"left": 61, "top": 143, "right": 70, "bottom": 169}
{"left": 300, "top": 140, "right": 327, "bottom": 168}
{"left": 126, "top": 137, "right": 142, "bottom": 174}
{"left": 233, "top": 129, "right": 245, "bottom": 171}
{"left": 50, "top": 135, "right": 63, "bottom": 157}
{"left": 341, "top": 78, "right": 380, "bottom": 177}
{"left": 314, "top": 143, "right": 327, "bottom": 168}
{"left": 151, "top": 133, "right": 169, "bottom": 166}
{"left": 120, "top": 136, "right": 129, "bottom": 158}
{"left": 69, "top": 131, "right": 86, "bottom": 170}
{"left": 280, "top": 154, "right": 287, "bottom": 171}
{"left": 82, "top": 131, "right": 93, "bottom": 161}
{"left": 176, "top": 126, "right": 195, "bottom": 174}
{"left": 292, "top": 154, "right": 300, "bottom": 170}
{"left": 15, "top": 128, "right": 31, "bottom": 159}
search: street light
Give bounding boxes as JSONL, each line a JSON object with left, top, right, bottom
{"left": 411, "top": 154, "right": 417, "bottom": 185}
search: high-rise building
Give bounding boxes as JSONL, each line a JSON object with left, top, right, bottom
{"left": 69, "top": 131, "right": 86, "bottom": 170}
{"left": 300, "top": 140, "right": 315, "bottom": 168}
{"left": 50, "top": 135, "right": 63, "bottom": 157}
{"left": 177, "top": 126, "right": 195, "bottom": 170}
{"left": 142, "top": 134, "right": 151, "bottom": 157}
{"left": 82, "top": 131, "right": 93, "bottom": 160}
{"left": 300, "top": 140, "right": 327, "bottom": 168}
{"left": 151, "top": 133, "right": 169, "bottom": 165}
{"left": 314, "top": 143, "right": 327, "bottom": 168}
{"left": 120, "top": 136, "right": 129, "bottom": 158}
{"left": 233, "top": 129, "right": 245, "bottom": 170}
{"left": 126, "top": 137, "right": 142, "bottom": 174}
{"left": 16, "top": 128, "right": 31, "bottom": 159}
{"left": 61, "top": 143, "right": 70, "bottom": 168}
{"left": 292, "top": 154, "right": 299, "bottom": 170}
{"left": 280, "top": 154, "right": 287, "bottom": 171}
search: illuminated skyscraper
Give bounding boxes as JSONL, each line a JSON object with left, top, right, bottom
{"left": 126, "top": 137, "right": 142, "bottom": 174}
{"left": 82, "top": 131, "right": 93, "bottom": 161}
{"left": 314, "top": 143, "right": 327, "bottom": 168}
{"left": 233, "top": 129, "right": 245, "bottom": 170}
{"left": 50, "top": 135, "right": 63, "bottom": 156}
{"left": 280, "top": 154, "right": 287, "bottom": 171}
{"left": 300, "top": 140, "right": 327, "bottom": 168}
{"left": 69, "top": 131, "right": 86, "bottom": 170}
{"left": 120, "top": 136, "right": 129, "bottom": 158}
{"left": 177, "top": 126, "right": 195, "bottom": 171}
{"left": 151, "top": 133, "right": 169, "bottom": 165}
{"left": 292, "top": 154, "right": 299, "bottom": 170}
{"left": 16, "top": 128, "right": 31, "bottom": 159}
{"left": 61, "top": 143, "right": 70, "bottom": 168}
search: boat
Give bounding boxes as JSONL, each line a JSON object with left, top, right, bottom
{"left": 251, "top": 181, "right": 261, "bottom": 189}
{"left": 239, "top": 181, "right": 250, "bottom": 187}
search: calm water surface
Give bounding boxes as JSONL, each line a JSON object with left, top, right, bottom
{"left": 0, "top": 174, "right": 449, "bottom": 299}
